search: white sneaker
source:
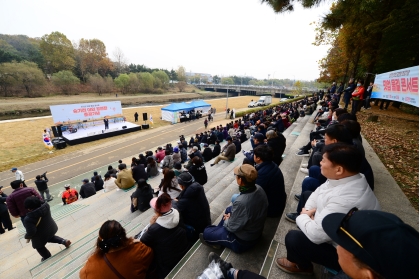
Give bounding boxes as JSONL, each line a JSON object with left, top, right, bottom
{"left": 300, "top": 168, "right": 309, "bottom": 174}
{"left": 301, "top": 163, "right": 308, "bottom": 168}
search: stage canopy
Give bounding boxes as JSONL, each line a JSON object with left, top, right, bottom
{"left": 161, "top": 100, "right": 211, "bottom": 123}
{"left": 190, "top": 100, "right": 211, "bottom": 112}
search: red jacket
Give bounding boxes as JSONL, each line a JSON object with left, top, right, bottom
{"left": 6, "top": 187, "right": 43, "bottom": 217}
{"left": 352, "top": 86, "right": 365, "bottom": 100}
{"left": 155, "top": 150, "right": 165, "bottom": 163}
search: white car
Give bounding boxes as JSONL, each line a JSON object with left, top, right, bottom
{"left": 248, "top": 101, "right": 257, "bottom": 108}
{"left": 280, "top": 98, "right": 288, "bottom": 102}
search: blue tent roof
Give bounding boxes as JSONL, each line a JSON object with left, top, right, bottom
{"left": 189, "top": 100, "right": 211, "bottom": 108}
{"left": 161, "top": 102, "right": 194, "bottom": 112}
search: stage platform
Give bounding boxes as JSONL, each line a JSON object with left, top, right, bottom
{"left": 61, "top": 122, "right": 141, "bottom": 145}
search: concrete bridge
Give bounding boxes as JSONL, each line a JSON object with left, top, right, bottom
{"left": 196, "top": 84, "right": 291, "bottom": 96}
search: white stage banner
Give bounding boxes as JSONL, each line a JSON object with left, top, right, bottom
{"left": 372, "top": 66, "right": 419, "bottom": 107}
{"left": 50, "top": 101, "right": 123, "bottom": 124}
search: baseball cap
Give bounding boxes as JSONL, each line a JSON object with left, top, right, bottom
{"left": 173, "top": 147, "right": 179, "bottom": 153}
{"left": 253, "top": 133, "right": 265, "bottom": 142}
{"left": 234, "top": 164, "right": 257, "bottom": 182}
{"left": 226, "top": 136, "right": 232, "bottom": 141}
{"left": 150, "top": 197, "right": 172, "bottom": 213}
{"left": 82, "top": 178, "right": 89, "bottom": 183}
{"left": 203, "top": 143, "right": 209, "bottom": 147}
{"left": 322, "top": 209, "right": 419, "bottom": 279}
{"left": 177, "top": 172, "right": 195, "bottom": 187}
{"left": 11, "top": 167, "right": 17, "bottom": 171}
{"left": 64, "top": 184, "right": 71, "bottom": 188}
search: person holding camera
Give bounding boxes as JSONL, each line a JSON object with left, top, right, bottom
{"left": 34, "top": 172, "right": 53, "bottom": 202}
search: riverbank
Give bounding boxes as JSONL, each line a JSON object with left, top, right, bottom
{"left": 0, "top": 95, "right": 277, "bottom": 171}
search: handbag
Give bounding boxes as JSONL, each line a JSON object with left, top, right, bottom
{"left": 103, "top": 254, "right": 126, "bottom": 279}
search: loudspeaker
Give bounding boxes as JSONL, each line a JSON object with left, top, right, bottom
{"left": 142, "top": 113, "right": 148, "bottom": 121}
{"left": 56, "top": 140, "right": 67, "bottom": 149}
{"left": 142, "top": 124, "right": 149, "bottom": 129}
{"left": 57, "top": 125, "right": 63, "bottom": 137}
{"left": 51, "top": 126, "right": 59, "bottom": 137}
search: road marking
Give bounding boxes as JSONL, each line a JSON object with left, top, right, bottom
{"left": 1, "top": 115, "right": 226, "bottom": 190}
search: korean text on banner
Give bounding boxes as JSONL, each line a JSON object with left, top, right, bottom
{"left": 372, "top": 66, "right": 419, "bottom": 107}
{"left": 50, "top": 101, "right": 123, "bottom": 124}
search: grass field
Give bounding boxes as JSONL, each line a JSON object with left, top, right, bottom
{"left": 0, "top": 95, "right": 277, "bottom": 171}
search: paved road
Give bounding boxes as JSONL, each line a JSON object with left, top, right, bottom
{"left": 0, "top": 112, "right": 233, "bottom": 208}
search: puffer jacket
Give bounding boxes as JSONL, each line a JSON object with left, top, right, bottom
{"left": 255, "top": 161, "right": 286, "bottom": 217}
{"left": 140, "top": 209, "right": 189, "bottom": 279}
{"left": 296, "top": 173, "right": 380, "bottom": 244}
{"left": 162, "top": 155, "right": 174, "bottom": 169}
{"left": 24, "top": 202, "right": 58, "bottom": 249}
{"left": 173, "top": 182, "right": 211, "bottom": 233}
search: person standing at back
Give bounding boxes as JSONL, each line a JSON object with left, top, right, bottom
{"left": 6, "top": 180, "right": 43, "bottom": 223}
{"left": 11, "top": 167, "right": 26, "bottom": 187}
{"left": 0, "top": 186, "right": 14, "bottom": 233}
{"left": 34, "top": 172, "right": 53, "bottom": 202}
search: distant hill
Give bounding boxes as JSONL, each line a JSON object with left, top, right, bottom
{"left": 0, "top": 34, "right": 44, "bottom": 66}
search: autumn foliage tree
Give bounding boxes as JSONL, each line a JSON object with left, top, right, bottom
{"left": 40, "top": 31, "right": 75, "bottom": 73}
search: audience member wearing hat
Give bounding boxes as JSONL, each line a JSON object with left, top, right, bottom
{"left": 115, "top": 164, "right": 136, "bottom": 190}
{"left": 276, "top": 143, "right": 380, "bottom": 276}
{"left": 140, "top": 193, "right": 189, "bottom": 279}
{"left": 0, "top": 186, "right": 14, "bottom": 233}
{"left": 172, "top": 147, "right": 181, "bottom": 164}
{"left": 201, "top": 143, "right": 213, "bottom": 162}
{"left": 62, "top": 184, "right": 79, "bottom": 205}
{"left": 11, "top": 167, "right": 24, "bottom": 182}
{"left": 210, "top": 136, "right": 236, "bottom": 166}
{"left": 322, "top": 209, "right": 419, "bottom": 279}
{"left": 200, "top": 164, "right": 268, "bottom": 253}
{"left": 173, "top": 172, "right": 211, "bottom": 239}
{"left": 79, "top": 179, "right": 96, "bottom": 199}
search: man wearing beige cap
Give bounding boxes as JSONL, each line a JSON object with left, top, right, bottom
{"left": 200, "top": 164, "right": 268, "bottom": 253}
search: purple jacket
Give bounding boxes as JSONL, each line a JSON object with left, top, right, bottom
{"left": 6, "top": 187, "right": 43, "bottom": 217}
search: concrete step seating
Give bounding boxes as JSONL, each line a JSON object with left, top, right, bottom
{"left": 0, "top": 127, "right": 261, "bottom": 278}
{"left": 166, "top": 114, "right": 313, "bottom": 279}
{"left": 0, "top": 115, "right": 309, "bottom": 278}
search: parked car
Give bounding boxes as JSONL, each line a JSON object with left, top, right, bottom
{"left": 248, "top": 101, "right": 257, "bottom": 108}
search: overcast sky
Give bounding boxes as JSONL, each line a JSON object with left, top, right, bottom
{"left": 0, "top": 0, "right": 331, "bottom": 81}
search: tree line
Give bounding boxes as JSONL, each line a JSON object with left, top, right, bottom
{"left": 263, "top": 0, "right": 418, "bottom": 87}
{"left": 0, "top": 32, "right": 192, "bottom": 97}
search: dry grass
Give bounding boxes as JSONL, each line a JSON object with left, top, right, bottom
{"left": 0, "top": 96, "right": 278, "bottom": 171}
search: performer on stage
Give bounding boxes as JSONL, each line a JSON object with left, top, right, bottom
{"left": 103, "top": 117, "right": 109, "bottom": 130}
{"left": 134, "top": 112, "right": 139, "bottom": 122}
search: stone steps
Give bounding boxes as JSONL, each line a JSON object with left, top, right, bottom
{"left": 167, "top": 116, "right": 311, "bottom": 278}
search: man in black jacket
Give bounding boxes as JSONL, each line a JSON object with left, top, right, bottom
{"left": 0, "top": 186, "right": 14, "bottom": 233}
{"left": 212, "top": 140, "right": 221, "bottom": 158}
{"left": 232, "top": 136, "right": 242, "bottom": 154}
{"left": 79, "top": 179, "right": 96, "bottom": 199}
{"left": 34, "top": 172, "right": 53, "bottom": 202}
{"left": 201, "top": 144, "right": 213, "bottom": 162}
